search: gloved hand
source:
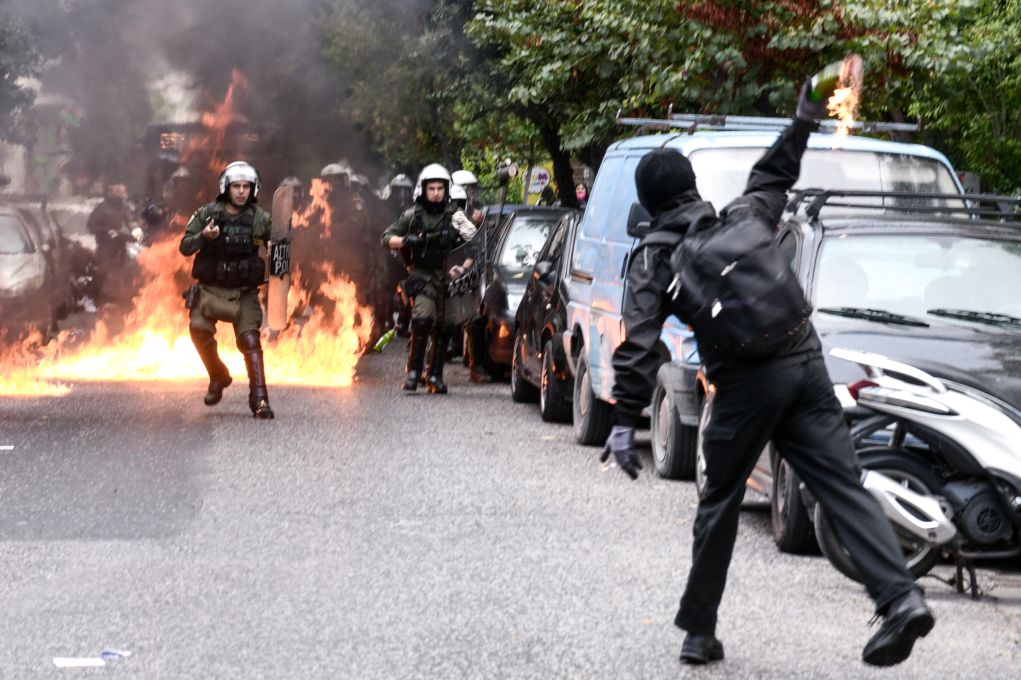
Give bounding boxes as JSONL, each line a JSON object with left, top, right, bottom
{"left": 796, "top": 78, "right": 829, "bottom": 122}
{"left": 402, "top": 233, "right": 424, "bottom": 248}
{"left": 600, "top": 425, "right": 642, "bottom": 480}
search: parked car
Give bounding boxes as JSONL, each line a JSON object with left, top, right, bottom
{"left": 564, "top": 125, "right": 964, "bottom": 484}
{"left": 686, "top": 190, "right": 1021, "bottom": 554}
{"left": 0, "top": 202, "right": 74, "bottom": 338}
{"left": 509, "top": 209, "right": 583, "bottom": 421}
{"left": 477, "top": 206, "right": 572, "bottom": 375}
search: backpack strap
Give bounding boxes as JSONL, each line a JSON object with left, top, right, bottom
{"left": 633, "top": 229, "right": 683, "bottom": 252}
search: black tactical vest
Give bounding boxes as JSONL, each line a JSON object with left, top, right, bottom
{"left": 191, "top": 203, "right": 266, "bottom": 287}
{"left": 402, "top": 205, "right": 462, "bottom": 270}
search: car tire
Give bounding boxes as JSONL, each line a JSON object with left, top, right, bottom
{"left": 771, "top": 453, "right": 818, "bottom": 554}
{"left": 572, "top": 352, "right": 613, "bottom": 445}
{"left": 650, "top": 370, "right": 696, "bottom": 480}
{"left": 539, "top": 339, "right": 572, "bottom": 423}
{"left": 510, "top": 332, "right": 539, "bottom": 403}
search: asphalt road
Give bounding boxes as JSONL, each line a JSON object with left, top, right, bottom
{"left": 0, "top": 351, "right": 1018, "bottom": 678}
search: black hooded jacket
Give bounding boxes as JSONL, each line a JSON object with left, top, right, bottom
{"left": 610, "top": 118, "right": 820, "bottom": 427}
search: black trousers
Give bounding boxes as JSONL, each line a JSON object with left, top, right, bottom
{"left": 676, "top": 355, "right": 916, "bottom": 635}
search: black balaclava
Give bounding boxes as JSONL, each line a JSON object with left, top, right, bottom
{"left": 635, "top": 148, "right": 699, "bottom": 216}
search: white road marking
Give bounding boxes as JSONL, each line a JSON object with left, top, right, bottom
{"left": 0, "top": 445, "right": 14, "bottom": 451}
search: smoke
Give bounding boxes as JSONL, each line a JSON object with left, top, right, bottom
{"left": 6, "top": 0, "right": 393, "bottom": 192}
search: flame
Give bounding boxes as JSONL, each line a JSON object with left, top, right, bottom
{"left": 828, "top": 54, "right": 864, "bottom": 147}
{"left": 0, "top": 234, "right": 374, "bottom": 396}
{"left": 292, "top": 178, "right": 333, "bottom": 238}
{"left": 0, "top": 70, "right": 375, "bottom": 398}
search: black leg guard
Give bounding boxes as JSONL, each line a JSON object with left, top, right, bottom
{"left": 190, "top": 328, "right": 232, "bottom": 406}
{"left": 404, "top": 319, "right": 432, "bottom": 392}
{"left": 237, "top": 330, "right": 274, "bottom": 419}
{"left": 466, "top": 318, "right": 493, "bottom": 383}
{"left": 426, "top": 325, "right": 452, "bottom": 394}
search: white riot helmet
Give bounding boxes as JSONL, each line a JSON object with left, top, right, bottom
{"left": 390, "top": 173, "right": 414, "bottom": 189}
{"left": 451, "top": 169, "right": 478, "bottom": 187}
{"left": 449, "top": 183, "right": 468, "bottom": 204}
{"left": 218, "top": 161, "right": 260, "bottom": 197}
{"left": 416, "top": 163, "right": 451, "bottom": 203}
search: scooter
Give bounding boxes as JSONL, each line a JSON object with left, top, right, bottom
{"left": 808, "top": 348, "right": 1021, "bottom": 598}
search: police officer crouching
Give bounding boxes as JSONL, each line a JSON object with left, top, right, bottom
{"left": 179, "top": 161, "right": 275, "bottom": 419}
{"left": 381, "top": 164, "right": 476, "bottom": 393}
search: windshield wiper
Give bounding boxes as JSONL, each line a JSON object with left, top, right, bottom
{"left": 926, "top": 308, "right": 1021, "bottom": 328}
{"left": 817, "top": 307, "right": 930, "bottom": 327}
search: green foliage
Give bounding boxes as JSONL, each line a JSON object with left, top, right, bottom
{"left": 317, "top": 0, "right": 1021, "bottom": 193}
{"left": 0, "top": 9, "right": 41, "bottom": 140}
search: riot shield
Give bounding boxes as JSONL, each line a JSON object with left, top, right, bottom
{"left": 268, "top": 182, "right": 294, "bottom": 331}
{"left": 444, "top": 241, "right": 480, "bottom": 327}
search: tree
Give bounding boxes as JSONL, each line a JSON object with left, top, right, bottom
{"left": 0, "top": 8, "right": 41, "bottom": 142}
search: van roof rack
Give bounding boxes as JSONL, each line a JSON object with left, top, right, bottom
{"left": 786, "top": 189, "right": 1021, "bottom": 221}
{"left": 615, "top": 111, "right": 920, "bottom": 135}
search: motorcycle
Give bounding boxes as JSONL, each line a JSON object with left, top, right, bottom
{"left": 808, "top": 348, "right": 1021, "bottom": 597}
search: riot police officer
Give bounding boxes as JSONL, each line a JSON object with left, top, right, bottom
{"left": 381, "top": 164, "right": 475, "bottom": 393}
{"left": 179, "top": 161, "right": 275, "bottom": 419}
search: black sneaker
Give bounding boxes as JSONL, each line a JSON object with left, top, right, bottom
{"left": 680, "top": 633, "right": 724, "bottom": 665}
{"left": 862, "top": 590, "right": 934, "bottom": 667}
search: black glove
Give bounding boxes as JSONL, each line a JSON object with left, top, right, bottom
{"left": 600, "top": 425, "right": 642, "bottom": 480}
{"left": 796, "top": 78, "right": 829, "bottom": 122}
{"left": 402, "top": 233, "right": 424, "bottom": 248}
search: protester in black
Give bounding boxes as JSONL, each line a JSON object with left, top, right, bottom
{"left": 602, "top": 85, "right": 934, "bottom": 668}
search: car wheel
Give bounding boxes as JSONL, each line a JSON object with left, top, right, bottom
{"left": 510, "top": 332, "right": 539, "bottom": 403}
{"left": 694, "top": 396, "right": 710, "bottom": 497}
{"left": 815, "top": 448, "right": 942, "bottom": 583}
{"left": 771, "top": 453, "right": 818, "bottom": 554}
{"left": 650, "top": 370, "right": 696, "bottom": 480}
{"left": 572, "top": 352, "right": 612, "bottom": 445}
{"left": 539, "top": 339, "right": 572, "bottom": 423}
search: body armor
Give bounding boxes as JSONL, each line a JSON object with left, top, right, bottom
{"left": 401, "top": 206, "right": 462, "bottom": 270}
{"left": 191, "top": 203, "right": 266, "bottom": 287}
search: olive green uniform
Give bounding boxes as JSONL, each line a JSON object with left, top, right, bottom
{"left": 180, "top": 199, "right": 275, "bottom": 417}
{"left": 381, "top": 202, "right": 469, "bottom": 393}
{"left": 380, "top": 203, "right": 464, "bottom": 322}
{"left": 180, "top": 201, "right": 272, "bottom": 336}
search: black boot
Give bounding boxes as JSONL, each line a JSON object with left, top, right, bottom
{"left": 466, "top": 318, "right": 493, "bottom": 383}
{"left": 190, "top": 328, "right": 232, "bottom": 406}
{"left": 680, "top": 633, "right": 725, "bottom": 665}
{"left": 426, "top": 325, "right": 451, "bottom": 394}
{"left": 403, "top": 319, "right": 432, "bottom": 391}
{"left": 862, "top": 589, "right": 934, "bottom": 667}
{"left": 237, "top": 330, "right": 274, "bottom": 419}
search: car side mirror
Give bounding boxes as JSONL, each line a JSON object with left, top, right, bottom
{"left": 533, "top": 260, "right": 553, "bottom": 282}
{"left": 626, "top": 201, "right": 652, "bottom": 238}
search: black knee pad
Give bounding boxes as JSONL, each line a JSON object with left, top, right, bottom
{"left": 236, "top": 330, "right": 262, "bottom": 353}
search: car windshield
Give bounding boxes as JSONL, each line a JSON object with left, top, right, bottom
{"left": 499, "top": 214, "right": 559, "bottom": 271}
{"left": 814, "top": 234, "right": 1021, "bottom": 324}
{"left": 689, "top": 148, "right": 960, "bottom": 212}
{"left": 0, "top": 215, "right": 32, "bottom": 255}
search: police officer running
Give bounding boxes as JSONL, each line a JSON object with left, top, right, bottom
{"left": 602, "top": 81, "right": 933, "bottom": 667}
{"left": 381, "top": 164, "right": 476, "bottom": 393}
{"left": 179, "top": 161, "right": 275, "bottom": 419}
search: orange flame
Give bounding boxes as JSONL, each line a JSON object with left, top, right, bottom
{"left": 0, "top": 70, "right": 375, "bottom": 398}
{"left": 0, "top": 234, "right": 374, "bottom": 396}
{"left": 292, "top": 178, "right": 334, "bottom": 238}
{"left": 828, "top": 54, "right": 864, "bottom": 148}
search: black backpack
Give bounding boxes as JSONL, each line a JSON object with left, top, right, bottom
{"left": 638, "top": 205, "right": 812, "bottom": 359}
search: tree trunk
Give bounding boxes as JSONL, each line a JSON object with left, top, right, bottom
{"left": 537, "top": 121, "right": 579, "bottom": 209}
